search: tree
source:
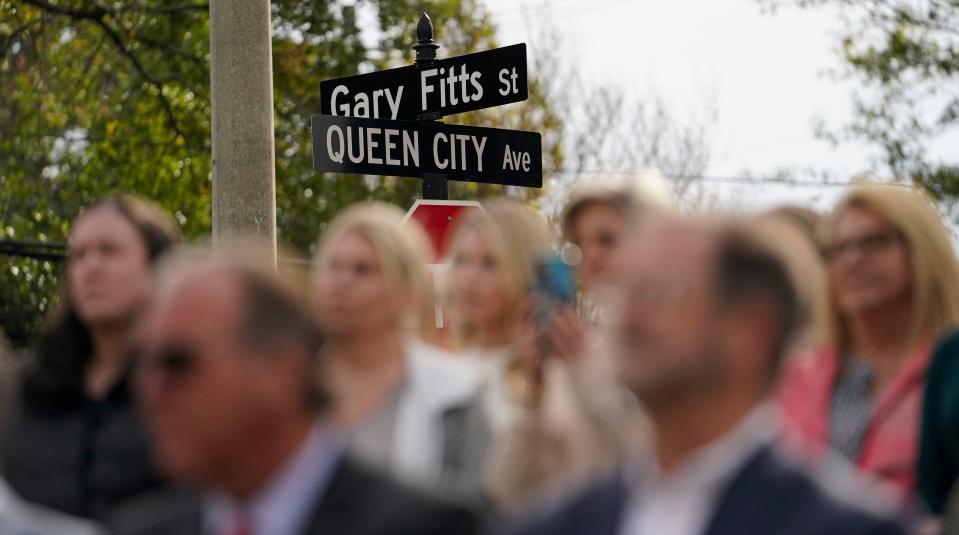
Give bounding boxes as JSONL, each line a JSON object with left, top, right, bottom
{"left": 522, "top": 20, "right": 717, "bottom": 217}
{"left": 759, "top": 0, "right": 959, "bottom": 205}
{"left": 0, "top": 0, "right": 562, "bottom": 346}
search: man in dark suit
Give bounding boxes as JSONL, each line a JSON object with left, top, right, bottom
{"left": 507, "top": 217, "right": 907, "bottom": 535}
{"left": 109, "top": 249, "right": 478, "bottom": 535}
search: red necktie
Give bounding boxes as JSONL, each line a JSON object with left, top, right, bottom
{"left": 224, "top": 510, "right": 252, "bottom": 535}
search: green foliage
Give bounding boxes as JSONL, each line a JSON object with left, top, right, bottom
{"left": 760, "top": 0, "right": 959, "bottom": 194}
{"left": 0, "top": 0, "right": 561, "bottom": 347}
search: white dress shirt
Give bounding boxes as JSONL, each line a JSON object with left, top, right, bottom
{"left": 204, "top": 422, "right": 343, "bottom": 535}
{"left": 619, "top": 404, "right": 777, "bottom": 535}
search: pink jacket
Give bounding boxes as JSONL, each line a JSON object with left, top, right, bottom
{"left": 777, "top": 341, "right": 933, "bottom": 495}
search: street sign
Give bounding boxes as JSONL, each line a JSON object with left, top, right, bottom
{"left": 311, "top": 114, "right": 542, "bottom": 188}
{"left": 320, "top": 43, "right": 528, "bottom": 121}
{"left": 403, "top": 200, "right": 481, "bottom": 261}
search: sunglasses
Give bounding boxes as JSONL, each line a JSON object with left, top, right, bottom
{"left": 136, "top": 343, "right": 199, "bottom": 380}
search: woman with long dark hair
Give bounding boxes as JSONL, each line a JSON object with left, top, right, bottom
{"left": 2, "top": 195, "right": 180, "bottom": 519}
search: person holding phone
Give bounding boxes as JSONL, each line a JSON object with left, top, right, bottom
{"left": 445, "top": 199, "right": 632, "bottom": 512}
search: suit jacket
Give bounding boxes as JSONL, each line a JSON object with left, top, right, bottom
{"left": 107, "top": 456, "right": 480, "bottom": 535}
{"left": 504, "top": 444, "right": 907, "bottom": 535}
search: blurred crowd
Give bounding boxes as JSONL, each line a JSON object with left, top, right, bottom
{"left": 2, "top": 176, "right": 959, "bottom": 534}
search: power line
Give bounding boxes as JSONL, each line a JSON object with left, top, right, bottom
{"left": 549, "top": 168, "right": 883, "bottom": 188}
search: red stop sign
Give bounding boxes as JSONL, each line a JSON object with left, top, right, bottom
{"left": 403, "top": 200, "right": 481, "bottom": 262}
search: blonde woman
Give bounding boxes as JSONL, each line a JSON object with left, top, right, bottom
{"left": 446, "top": 199, "right": 551, "bottom": 416}
{"left": 311, "top": 202, "right": 488, "bottom": 500}
{"left": 445, "top": 198, "right": 629, "bottom": 511}
{"left": 561, "top": 169, "right": 673, "bottom": 293}
{"left": 755, "top": 206, "right": 827, "bottom": 354}
{"left": 778, "top": 183, "right": 959, "bottom": 495}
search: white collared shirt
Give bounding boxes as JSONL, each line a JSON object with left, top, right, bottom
{"left": 204, "top": 422, "right": 342, "bottom": 535}
{"left": 618, "top": 404, "right": 777, "bottom": 535}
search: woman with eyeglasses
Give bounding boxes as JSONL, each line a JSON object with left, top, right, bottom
{"left": 777, "top": 183, "right": 959, "bottom": 496}
{"left": 311, "top": 202, "right": 488, "bottom": 504}
{"left": 1, "top": 195, "right": 179, "bottom": 519}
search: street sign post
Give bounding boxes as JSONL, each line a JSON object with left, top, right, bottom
{"left": 320, "top": 43, "right": 528, "bottom": 121}
{"left": 311, "top": 114, "right": 542, "bottom": 188}
{"left": 414, "top": 13, "right": 448, "bottom": 200}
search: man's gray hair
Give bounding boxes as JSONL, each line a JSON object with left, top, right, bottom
{"left": 155, "top": 245, "right": 329, "bottom": 409}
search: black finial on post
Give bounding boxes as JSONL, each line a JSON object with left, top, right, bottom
{"left": 416, "top": 12, "right": 432, "bottom": 42}
{"left": 413, "top": 12, "right": 439, "bottom": 64}
{"left": 413, "top": 12, "right": 447, "bottom": 200}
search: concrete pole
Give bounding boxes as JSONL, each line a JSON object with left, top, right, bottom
{"left": 209, "top": 0, "right": 277, "bottom": 259}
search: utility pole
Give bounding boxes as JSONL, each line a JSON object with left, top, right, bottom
{"left": 209, "top": 0, "right": 277, "bottom": 258}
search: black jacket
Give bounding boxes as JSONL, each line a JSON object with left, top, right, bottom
{"left": 504, "top": 444, "right": 907, "bottom": 535}
{"left": 919, "top": 330, "right": 959, "bottom": 514}
{"left": 1, "top": 374, "right": 161, "bottom": 520}
{"left": 107, "top": 455, "right": 480, "bottom": 535}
